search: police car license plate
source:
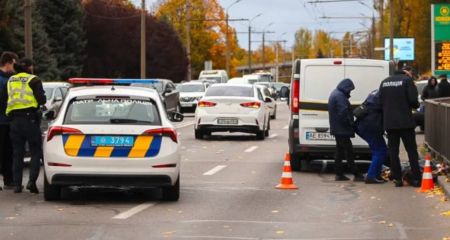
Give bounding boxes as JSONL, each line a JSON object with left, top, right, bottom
{"left": 91, "top": 136, "right": 135, "bottom": 147}
{"left": 305, "top": 132, "right": 334, "bottom": 141}
{"left": 217, "top": 118, "right": 238, "bottom": 125}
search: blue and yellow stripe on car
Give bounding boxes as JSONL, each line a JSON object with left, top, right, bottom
{"left": 62, "top": 135, "right": 162, "bottom": 158}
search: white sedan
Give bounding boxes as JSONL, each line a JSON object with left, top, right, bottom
{"left": 255, "top": 84, "right": 277, "bottom": 119}
{"left": 43, "top": 79, "right": 182, "bottom": 201}
{"left": 194, "top": 84, "right": 271, "bottom": 140}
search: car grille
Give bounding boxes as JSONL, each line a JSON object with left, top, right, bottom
{"left": 180, "top": 97, "right": 200, "bottom": 102}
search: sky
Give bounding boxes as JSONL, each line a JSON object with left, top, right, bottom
{"left": 132, "top": 0, "right": 377, "bottom": 50}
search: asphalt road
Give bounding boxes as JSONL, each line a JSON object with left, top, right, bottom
{"left": 0, "top": 103, "right": 449, "bottom": 240}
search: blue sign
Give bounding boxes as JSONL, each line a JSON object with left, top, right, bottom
{"left": 384, "top": 38, "right": 415, "bottom": 61}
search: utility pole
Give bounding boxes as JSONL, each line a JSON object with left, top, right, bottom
{"left": 389, "top": 0, "right": 394, "bottom": 62}
{"left": 371, "top": 15, "right": 376, "bottom": 59}
{"left": 225, "top": 0, "right": 241, "bottom": 76}
{"left": 140, "top": 0, "right": 146, "bottom": 78}
{"left": 262, "top": 22, "right": 274, "bottom": 71}
{"left": 378, "top": 0, "right": 384, "bottom": 60}
{"left": 247, "top": 13, "right": 262, "bottom": 74}
{"left": 185, "top": 0, "right": 191, "bottom": 81}
{"left": 24, "top": 0, "right": 32, "bottom": 59}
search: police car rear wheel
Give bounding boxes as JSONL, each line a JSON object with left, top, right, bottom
{"left": 162, "top": 177, "right": 180, "bottom": 202}
{"left": 44, "top": 173, "right": 61, "bottom": 201}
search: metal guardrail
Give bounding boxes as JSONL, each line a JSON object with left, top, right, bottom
{"left": 424, "top": 97, "right": 450, "bottom": 164}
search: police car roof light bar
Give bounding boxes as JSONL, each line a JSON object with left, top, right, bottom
{"left": 68, "top": 78, "right": 160, "bottom": 85}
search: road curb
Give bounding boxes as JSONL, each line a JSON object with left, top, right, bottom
{"left": 437, "top": 175, "right": 450, "bottom": 197}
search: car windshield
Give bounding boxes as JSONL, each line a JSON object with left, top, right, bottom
{"left": 178, "top": 84, "right": 205, "bottom": 93}
{"left": 44, "top": 87, "right": 55, "bottom": 100}
{"left": 205, "top": 86, "right": 254, "bottom": 97}
{"left": 64, "top": 97, "right": 161, "bottom": 125}
{"left": 131, "top": 82, "right": 164, "bottom": 93}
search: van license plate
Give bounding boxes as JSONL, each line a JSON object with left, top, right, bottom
{"left": 306, "top": 132, "right": 334, "bottom": 141}
{"left": 218, "top": 118, "right": 238, "bottom": 125}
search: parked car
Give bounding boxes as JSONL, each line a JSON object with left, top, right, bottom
{"left": 131, "top": 79, "right": 181, "bottom": 113}
{"left": 43, "top": 82, "right": 71, "bottom": 117}
{"left": 177, "top": 81, "right": 208, "bottom": 112}
{"left": 255, "top": 85, "right": 277, "bottom": 119}
{"left": 194, "top": 83, "right": 271, "bottom": 140}
{"left": 413, "top": 79, "right": 429, "bottom": 131}
{"left": 254, "top": 82, "right": 277, "bottom": 100}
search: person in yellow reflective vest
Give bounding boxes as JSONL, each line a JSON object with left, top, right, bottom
{"left": 6, "top": 58, "right": 46, "bottom": 193}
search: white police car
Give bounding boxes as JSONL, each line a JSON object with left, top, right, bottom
{"left": 43, "top": 78, "right": 183, "bottom": 201}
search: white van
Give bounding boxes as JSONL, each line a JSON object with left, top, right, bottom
{"left": 284, "top": 58, "right": 393, "bottom": 171}
{"left": 199, "top": 70, "right": 228, "bottom": 83}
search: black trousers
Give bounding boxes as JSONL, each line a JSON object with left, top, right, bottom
{"left": 9, "top": 117, "right": 42, "bottom": 186}
{"left": 0, "top": 124, "right": 13, "bottom": 185}
{"left": 386, "top": 128, "right": 421, "bottom": 181}
{"left": 334, "top": 137, "right": 358, "bottom": 176}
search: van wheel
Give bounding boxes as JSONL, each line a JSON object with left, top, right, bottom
{"left": 162, "top": 177, "right": 180, "bottom": 202}
{"left": 44, "top": 173, "right": 61, "bottom": 201}
{"left": 195, "top": 129, "right": 204, "bottom": 139}
{"left": 290, "top": 153, "right": 311, "bottom": 172}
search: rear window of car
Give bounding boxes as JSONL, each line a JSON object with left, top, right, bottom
{"left": 179, "top": 84, "right": 205, "bottom": 92}
{"left": 205, "top": 86, "right": 254, "bottom": 97}
{"left": 64, "top": 97, "right": 161, "bottom": 125}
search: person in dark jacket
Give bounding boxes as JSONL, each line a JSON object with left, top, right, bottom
{"left": 379, "top": 66, "right": 421, "bottom": 187}
{"left": 421, "top": 76, "right": 439, "bottom": 101}
{"left": 0, "top": 52, "right": 18, "bottom": 191}
{"left": 6, "top": 58, "right": 46, "bottom": 193}
{"left": 328, "top": 78, "right": 364, "bottom": 181}
{"left": 437, "top": 74, "right": 450, "bottom": 98}
{"left": 355, "top": 90, "right": 387, "bottom": 184}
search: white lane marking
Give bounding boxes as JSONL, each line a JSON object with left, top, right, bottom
{"left": 175, "top": 236, "right": 257, "bottom": 240}
{"left": 203, "top": 165, "right": 227, "bottom": 176}
{"left": 112, "top": 203, "right": 155, "bottom": 219}
{"left": 176, "top": 121, "right": 195, "bottom": 129}
{"left": 283, "top": 125, "right": 288, "bottom": 129}
{"left": 244, "top": 146, "right": 259, "bottom": 153}
{"left": 268, "top": 134, "right": 278, "bottom": 139}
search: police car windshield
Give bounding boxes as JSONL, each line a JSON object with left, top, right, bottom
{"left": 178, "top": 84, "right": 205, "bottom": 93}
{"left": 130, "top": 82, "right": 164, "bottom": 93}
{"left": 64, "top": 97, "right": 161, "bottom": 125}
{"left": 205, "top": 86, "right": 254, "bottom": 97}
{"left": 44, "top": 87, "right": 54, "bottom": 100}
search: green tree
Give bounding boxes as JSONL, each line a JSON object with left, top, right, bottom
{"left": 0, "top": 0, "right": 58, "bottom": 80}
{"left": 36, "top": 0, "right": 86, "bottom": 80}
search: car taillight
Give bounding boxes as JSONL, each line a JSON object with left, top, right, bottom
{"left": 198, "top": 101, "right": 216, "bottom": 107}
{"left": 240, "top": 101, "right": 261, "bottom": 108}
{"left": 143, "top": 128, "right": 178, "bottom": 143}
{"left": 291, "top": 79, "right": 300, "bottom": 114}
{"left": 47, "top": 126, "right": 83, "bottom": 141}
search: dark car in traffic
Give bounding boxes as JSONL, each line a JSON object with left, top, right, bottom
{"left": 131, "top": 79, "right": 181, "bottom": 113}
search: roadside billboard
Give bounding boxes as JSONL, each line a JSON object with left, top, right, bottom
{"left": 432, "top": 4, "right": 450, "bottom": 76}
{"left": 383, "top": 38, "right": 415, "bottom": 61}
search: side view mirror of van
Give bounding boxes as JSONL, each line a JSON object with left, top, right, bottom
{"left": 279, "top": 86, "right": 289, "bottom": 98}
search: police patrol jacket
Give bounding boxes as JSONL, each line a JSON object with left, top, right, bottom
{"left": 4, "top": 72, "right": 46, "bottom": 116}
{"left": 379, "top": 71, "right": 419, "bottom": 130}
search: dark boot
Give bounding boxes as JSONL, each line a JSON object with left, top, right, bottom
{"left": 14, "top": 185, "right": 23, "bottom": 193}
{"left": 26, "top": 182, "right": 39, "bottom": 194}
{"left": 365, "top": 177, "right": 385, "bottom": 184}
{"left": 394, "top": 179, "right": 403, "bottom": 187}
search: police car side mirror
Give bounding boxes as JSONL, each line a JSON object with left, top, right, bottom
{"left": 45, "top": 110, "right": 56, "bottom": 120}
{"left": 164, "top": 88, "right": 173, "bottom": 95}
{"left": 264, "top": 97, "right": 273, "bottom": 103}
{"left": 54, "top": 96, "right": 62, "bottom": 102}
{"left": 168, "top": 112, "right": 184, "bottom": 122}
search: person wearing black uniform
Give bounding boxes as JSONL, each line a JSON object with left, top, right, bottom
{"left": 0, "top": 52, "right": 18, "bottom": 190}
{"left": 6, "top": 58, "right": 46, "bottom": 193}
{"left": 437, "top": 74, "right": 450, "bottom": 98}
{"left": 379, "top": 66, "right": 421, "bottom": 187}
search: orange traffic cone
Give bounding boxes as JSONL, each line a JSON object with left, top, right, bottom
{"left": 418, "top": 153, "right": 434, "bottom": 193}
{"left": 276, "top": 153, "right": 298, "bottom": 190}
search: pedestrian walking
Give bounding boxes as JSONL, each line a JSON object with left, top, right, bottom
{"left": 355, "top": 90, "right": 387, "bottom": 184}
{"left": 437, "top": 74, "right": 450, "bottom": 98}
{"left": 0, "top": 52, "right": 18, "bottom": 191}
{"left": 328, "top": 78, "right": 364, "bottom": 182}
{"left": 6, "top": 58, "right": 46, "bottom": 193}
{"left": 379, "top": 66, "right": 421, "bottom": 187}
{"left": 421, "top": 76, "right": 439, "bottom": 101}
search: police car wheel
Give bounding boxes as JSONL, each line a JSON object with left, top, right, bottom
{"left": 256, "top": 130, "right": 265, "bottom": 140}
{"left": 44, "top": 173, "right": 61, "bottom": 201}
{"left": 162, "top": 176, "right": 180, "bottom": 202}
{"left": 270, "top": 106, "right": 277, "bottom": 120}
{"left": 264, "top": 121, "right": 270, "bottom": 137}
{"left": 195, "top": 129, "right": 204, "bottom": 139}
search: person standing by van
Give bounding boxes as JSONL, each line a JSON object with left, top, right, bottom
{"left": 328, "top": 78, "right": 364, "bottom": 181}
{"left": 421, "top": 76, "right": 439, "bottom": 101}
{"left": 379, "top": 66, "right": 421, "bottom": 187}
{"left": 355, "top": 90, "right": 387, "bottom": 184}
{"left": 437, "top": 74, "right": 450, "bottom": 98}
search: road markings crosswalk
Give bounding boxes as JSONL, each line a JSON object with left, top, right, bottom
{"left": 203, "top": 165, "right": 227, "bottom": 176}
{"left": 112, "top": 202, "right": 156, "bottom": 219}
{"left": 244, "top": 146, "right": 259, "bottom": 153}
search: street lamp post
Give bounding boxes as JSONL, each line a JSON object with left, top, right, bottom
{"left": 140, "top": 0, "right": 146, "bottom": 78}
{"left": 248, "top": 13, "right": 262, "bottom": 74}
{"left": 262, "top": 22, "right": 274, "bottom": 70}
{"left": 275, "top": 32, "right": 286, "bottom": 82}
{"left": 225, "top": 0, "right": 242, "bottom": 76}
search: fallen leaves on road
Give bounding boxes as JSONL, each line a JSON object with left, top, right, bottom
{"left": 440, "top": 210, "right": 450, "bottom": 216}
{"left": 5, "top": 217, "right": 15, "bottom": 220}
{"left": 378, "top": 220, "right": 386, "bottom": 224}
{"left": 271, "top": 210, "right": 279, "bottom": 213}
{"left": 276, "top": 230, "right": 284, "bottom": 235}
{"left": 388, "top": 223, "right": 394, "bottom": 227}
{"left": 442, "top": 237, "right": 450, "bottom": 240}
